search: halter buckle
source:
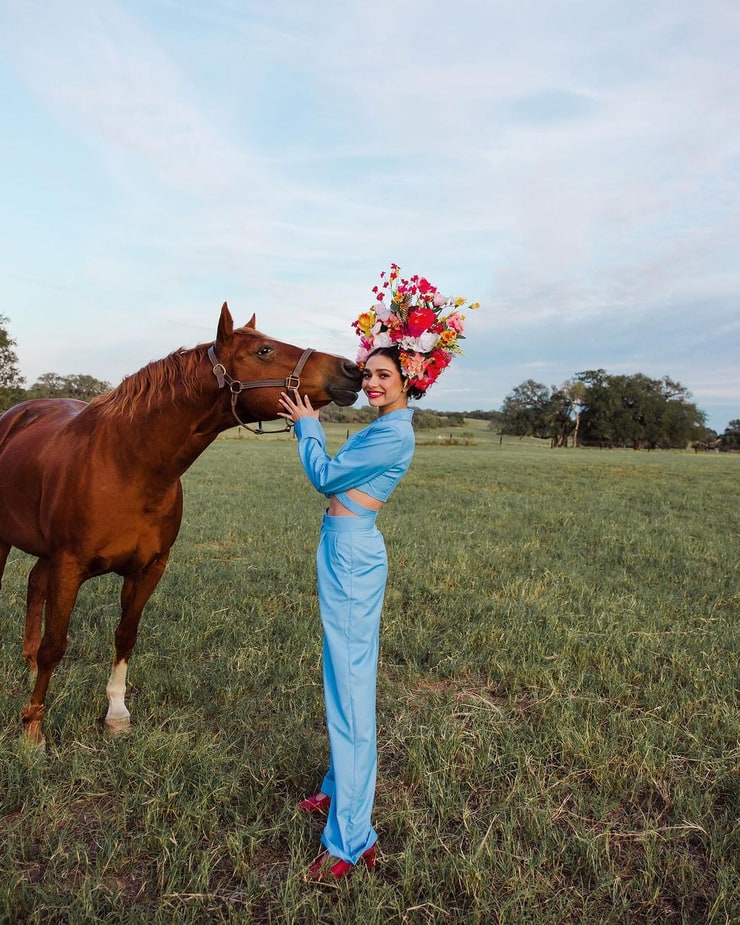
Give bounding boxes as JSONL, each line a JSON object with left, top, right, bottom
{"left": 284, "top": 374, "right": 301, "bottom": 391}
{"left": 212, "top": 362, "right": 227, "bottom": 389}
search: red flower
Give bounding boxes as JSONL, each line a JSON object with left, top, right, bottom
{"left": 423, "top": 350, "right": 452, "bottom": 384}
{"left": 406, "top": 306, "right": 438, "bottom": 337}
{"left": 417, "top": 277, "right": 437, "bottom": 296}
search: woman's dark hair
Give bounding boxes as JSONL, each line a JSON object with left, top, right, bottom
{"left": 367, "top": 346, "right": 425, "bottom": 400}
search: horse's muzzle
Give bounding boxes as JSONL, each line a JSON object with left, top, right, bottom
{"left": 328, "top": 361, "right": 363, "bottom": 406}
{"left": 330, "top": 388, "right": 361, "bottom": 407}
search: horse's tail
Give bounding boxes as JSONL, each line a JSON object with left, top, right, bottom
{"left": 0, "top": 405, "right": 33, "bottom": 586}
{"left": 0, "top": 542, "right": 10, "bottom": 589}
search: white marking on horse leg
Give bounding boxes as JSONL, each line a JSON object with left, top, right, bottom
{"left": 105, "top": 659, "right": 131, "bottom": 731}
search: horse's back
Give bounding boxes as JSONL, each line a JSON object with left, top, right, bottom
{"left": 0, "top": 398, "right": 87, "bottom": 448}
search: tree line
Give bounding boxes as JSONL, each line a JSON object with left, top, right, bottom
{"left": 499, "top": 370, "right": 738, "bottom": 450}
{"left": 1, "top": 315, "right": 737, "bottom": 448}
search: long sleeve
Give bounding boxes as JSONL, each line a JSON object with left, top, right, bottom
{"left": 293, "top": 416, "right": 409, "bottom": 497}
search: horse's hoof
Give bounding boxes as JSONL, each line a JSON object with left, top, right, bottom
{"left": 23, "top": 721, "right": 46, "bottom": 748}
{"left": 21, "top": 703, "right": 46, "bottom": 746}
{"left": 105, "top": 716, "right": 132, "bottom": 735}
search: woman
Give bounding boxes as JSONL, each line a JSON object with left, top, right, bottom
{"left": 278, "top": 266, "right": 477, "bottom": 881}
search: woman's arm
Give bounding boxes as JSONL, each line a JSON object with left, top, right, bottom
{"left": 278, "top": 390, "right": 406, "bottom": 496}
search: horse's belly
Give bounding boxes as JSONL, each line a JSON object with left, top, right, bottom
{"left": 0, "top": 444, "right": 47, "bottom": 555}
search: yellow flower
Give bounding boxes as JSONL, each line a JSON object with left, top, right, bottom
{"left": 453, "top": 296, "right": 466, "bottom": 307}
{"left": 356, "top": 311, "right": 376, "bottom": 336}
{"left": 439, "top": 329, "right": 458, "bottom": 347}
{"left": 469, "top": 301, "right": 480, "bottom": 310}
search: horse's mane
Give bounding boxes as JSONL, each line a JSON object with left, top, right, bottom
{"left": 90, "top": 345, "right": 208, "bottom": 419}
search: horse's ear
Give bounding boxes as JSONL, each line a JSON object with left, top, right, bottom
{"left": 246, "top": 314, "right": 256, "bottom": 329}
{"left": 217, "top": 302, "right": 234, "bottom": 344}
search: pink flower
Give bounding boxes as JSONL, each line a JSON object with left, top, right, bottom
{"left": 401, "top": 352, "right": 428, "bottom": 378}
{"left": 446, "top": 311, "right": 465, "bottom": 333}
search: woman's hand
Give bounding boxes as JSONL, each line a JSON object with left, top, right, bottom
{"left": 278, "top": 389, "right": 320, "bottom": 424}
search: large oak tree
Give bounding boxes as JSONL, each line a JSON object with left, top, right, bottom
{"left": 500, "top": 369, "right": 708, "bottom": 449}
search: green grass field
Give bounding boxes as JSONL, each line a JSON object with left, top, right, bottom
{"left": 0, "top": 423, "right": 737, "bottom": 924}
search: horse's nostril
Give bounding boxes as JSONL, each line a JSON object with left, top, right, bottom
{"left": 343, "top": 359, "right": 362, "bottom": 379}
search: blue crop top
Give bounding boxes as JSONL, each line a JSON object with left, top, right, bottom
{"left": 293, "top": 409, "right": 415, "bottom": 504}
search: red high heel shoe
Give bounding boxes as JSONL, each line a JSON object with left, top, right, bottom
{"left": 305, "top": 844, "right": 377, "bottom": 881}
{"left": 298, "top": 792, "right": 331, "bottom": 814}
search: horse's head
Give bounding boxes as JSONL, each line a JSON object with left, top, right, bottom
{"left": 212, "top": 303, "right": 362, "bottom": 426}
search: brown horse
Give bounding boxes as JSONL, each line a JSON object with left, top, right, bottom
{"left": 0, "top": 303, "right": 361, "bottom": 744}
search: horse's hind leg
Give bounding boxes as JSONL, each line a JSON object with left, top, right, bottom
{"left": 0, "top": 544, "right": 43, "bottom": 670}
{"left": 23, "top": 558, "right": 49, "bottom": 671}
{"left": 105, "top": 554, "right": 170, "bottom": 732}
{"left": 22, "top": 557, "right": 83, "bottom": 745}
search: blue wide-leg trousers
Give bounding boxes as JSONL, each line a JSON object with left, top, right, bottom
{"left": 316, "top": 511, "right": 386, "bottom": 864}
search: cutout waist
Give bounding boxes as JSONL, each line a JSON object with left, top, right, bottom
{"left": 328, "top": 490, "right": 383, "bottom": 517}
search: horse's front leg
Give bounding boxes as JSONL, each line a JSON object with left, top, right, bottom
{"left": 105, "top": 554, "right": 170, "bottom": 733}
{"left": 22, "top": 558, "right": 83, "bottom": 745}
{"left": 23, "top": 558, "right": 49, "bottom": 671}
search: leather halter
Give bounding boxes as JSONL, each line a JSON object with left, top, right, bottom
{"left": 208, "top": 344, "right": 314, "bottom": 434}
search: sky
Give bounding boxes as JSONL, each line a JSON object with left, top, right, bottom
{"left": 1, "top": 0, "right": 738, "bottom": 432}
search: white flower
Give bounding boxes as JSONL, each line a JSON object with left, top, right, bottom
{"left": 371, "top": 331, "right": 393, "bottom": 349}
{"left": 375, "top": 301, "right": 393, "bottom": 323}
{"left": 400, "top": 332, "right": 438, "bottom": 353}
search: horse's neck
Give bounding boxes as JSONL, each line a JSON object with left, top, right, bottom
{"left": 88, "top": 384, "right": 232, "bottom": 483}
{"left": 141, "top": 404, "right": 230, "bottom": 476}
{"left": 156, "top": 413, "right": 227, "bottom": 475}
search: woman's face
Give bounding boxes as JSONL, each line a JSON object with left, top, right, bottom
{"left": 362, "top": 354, "right": 408, "bottom": 415}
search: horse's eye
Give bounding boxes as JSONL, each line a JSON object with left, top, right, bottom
{"left": 257, "top": 345, "right": 274, "bottom": 358}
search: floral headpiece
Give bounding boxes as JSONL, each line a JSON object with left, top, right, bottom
{"left": 352, "top": 263, "right": 480, "bottom": 395}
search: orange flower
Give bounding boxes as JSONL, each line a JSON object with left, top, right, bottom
{"left": 354, "top": 311, "right": 376, "bottom": 337}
